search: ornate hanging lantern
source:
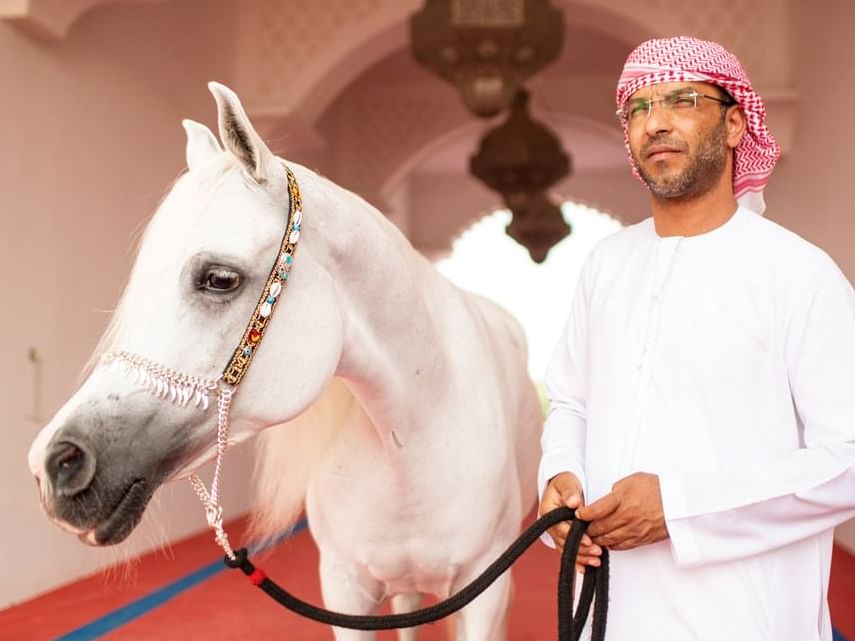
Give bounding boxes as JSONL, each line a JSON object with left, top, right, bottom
{"left": 470, "top": 90, "right": 570, "bottom": 197}
{"left": 504, "top": 193, "right": 570, "bottom": 263}
{"left": 470, "top": 89, "right": 571, "bottom": 262}
{"left": 410, "top": 0, "right": 563, "bottom": 117}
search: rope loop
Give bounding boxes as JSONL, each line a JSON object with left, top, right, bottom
{"left": 224, "top": 507, "right": 609, "bottom": 641}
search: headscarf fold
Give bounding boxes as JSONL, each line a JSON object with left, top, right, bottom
{"left": 616, "top": 36, "right": 781, "bottom": 215}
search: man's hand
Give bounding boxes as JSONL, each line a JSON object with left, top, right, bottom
{"left": 539, "top": 472, "right": 603, "bottom": 573}
{"left": 576, "top": 472, "right": 668, "bottom": 551}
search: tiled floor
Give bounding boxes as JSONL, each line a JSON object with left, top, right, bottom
{"left": 3, "top": 517, "right": 853, "bottom": 641}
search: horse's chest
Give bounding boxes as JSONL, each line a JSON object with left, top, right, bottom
{"left": 345, "top": 536, "right": 463, "bottom": 596}
{"left": 305, "top": 418, "right": 512, "bottom": 595}
{"left": 306, "top": 465, "right": 478, "bottom": 595}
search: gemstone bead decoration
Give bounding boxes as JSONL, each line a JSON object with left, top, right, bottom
{"left": 221, "top": 164, "right": 301, "bottom": 388}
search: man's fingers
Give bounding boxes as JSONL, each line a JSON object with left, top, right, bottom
{"left": 547, "top": 513, "right": 603, "bottom": 554}
{"left": 575, "top": 543, "right": 602, "bottom": 569}
{"left": 549, "top": 521, "right": 570, "bottom": 539}
{"left": 563, "top": 547, "right": 602, "bottom": 569}
{"left": 545, "top": 473, "right": 585, "bottom": 511}
{"left": 539, "top": 484, "right": 573, "bottom": 537}
{"left": 547, "top": 521, "right": 570, "bottom": 550}
{"left": 541, "top": 487, "right": 564, "bottom": 511}
{"left": 607, "top": 538, "right": 639, "bottom": 551}
{"left": 591, "top": 524, "right": 636, "bottom": 549}
{"left": 577, "top": 554, "right": 601, "bottom": 567}
{"left": 562, "top": 492, "right": 582, "bottom": 509}
{"left": 586, "top": 513, "right": 629, "bottom": 538}
{"left": 551, "top": 531, "right": 603, "bottom": 567}
{"left": 577, "top": 492, "right": 620, "bottom": 521}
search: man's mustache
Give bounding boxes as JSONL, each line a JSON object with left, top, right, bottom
{"left": 640, "top": 136, "right": 689, "bottom": 158}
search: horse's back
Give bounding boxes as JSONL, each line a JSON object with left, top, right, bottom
{"left": 467, "top": 293, "right": 530, "bottom": 365}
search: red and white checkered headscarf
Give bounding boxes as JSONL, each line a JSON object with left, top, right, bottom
{"left": 616, "top": 36, "right": 781, "bottom": 214}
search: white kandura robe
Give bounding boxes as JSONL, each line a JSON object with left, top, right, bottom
{"left": 539, "top": 207, "right": 855, "bottom": 641}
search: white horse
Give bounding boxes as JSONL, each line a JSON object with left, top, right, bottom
{"left": 28, "top": 83, "right": 542, "bottom": 641}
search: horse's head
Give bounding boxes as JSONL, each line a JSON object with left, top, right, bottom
{"left": 27, "top": 83, "right": 344, "bottom": 545}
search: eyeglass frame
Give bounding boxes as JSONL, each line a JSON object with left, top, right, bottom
{"left": 616, "top": 88, "right": 736, "bottom": 126}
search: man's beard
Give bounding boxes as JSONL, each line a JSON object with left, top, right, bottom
{"left": 633, "top": 118, "right": 728, "bottom": 201}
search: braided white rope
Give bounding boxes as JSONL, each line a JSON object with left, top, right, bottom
{"left": 189, "top": 386, "right": 236, "bottom": 560}
{"left": 103, "top": 351, "right": 218, "bottom": 410}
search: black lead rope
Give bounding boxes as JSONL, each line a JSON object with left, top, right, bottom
{"left": 224, "top": 507, "right": 609, "bottom": 640}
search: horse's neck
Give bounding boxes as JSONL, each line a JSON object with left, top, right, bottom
{"left": 312, "top": 180, "right": 450, "bottom": 445}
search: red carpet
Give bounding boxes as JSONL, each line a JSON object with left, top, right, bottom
{"left": 831, "top": 544, "right": 855, "bottom": 639}
{"left": 2, "top": 517, "right": 853, "bottom": 640}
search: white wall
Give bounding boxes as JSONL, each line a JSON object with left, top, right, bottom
{"left": 768, "top": 0, "right": 855, "bottom": 553}
{"left": 0, "top": 0, "right": 261, "bottom": 609}
{"left": 769, "top": 0, "right": 855, "bottom": 278}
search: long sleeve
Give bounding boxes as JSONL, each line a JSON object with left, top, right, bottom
{"left": 538, "top": 259, "right": 593, "bottom": 504}
{"left": 661, "top": 258, "right": 855, "bottom": 568}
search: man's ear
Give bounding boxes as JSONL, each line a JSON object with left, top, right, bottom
{"left": 726, "top": 105, "right": 747, "bottom": 150}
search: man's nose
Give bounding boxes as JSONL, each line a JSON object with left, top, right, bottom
{"left": 643, "top": 101, "right": 674, "bottom": 136}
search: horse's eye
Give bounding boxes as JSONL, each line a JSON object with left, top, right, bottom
{"left": 202, "top": 268, "right": 240, "bottom": 292}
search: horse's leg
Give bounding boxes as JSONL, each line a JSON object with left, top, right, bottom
{"left": 391, "top": 593, "right": 423, "bottom": 641}
{"left": 319, "top": 553, "right": 384, "bottom": 641}
{"left": 454, "top": 572, "right": 512, "bottom": 641}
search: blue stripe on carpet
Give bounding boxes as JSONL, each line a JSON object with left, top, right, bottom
{"left": 53, "top": 520, "right": 306, "bottom": 641}
{"left": 834, "top": 628, "right": 849, "bottom": 641}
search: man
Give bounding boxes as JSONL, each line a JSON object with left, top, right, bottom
{"left": 538, "top": 36, "right": 855, "bottom": 640}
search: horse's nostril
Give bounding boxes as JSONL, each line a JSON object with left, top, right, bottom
{"left": 47, "top": 440, "right": 96, "bottom": 497}
{"left": 56, "top": 444, "right": 83, "bottom": 468}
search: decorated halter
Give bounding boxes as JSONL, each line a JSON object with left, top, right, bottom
{"left": 101, "top": 164, "right": 303, "bottom": 560}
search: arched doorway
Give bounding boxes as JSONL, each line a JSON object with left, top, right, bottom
{"left": 435, "top": 201, "right": 623, "bottom": 380}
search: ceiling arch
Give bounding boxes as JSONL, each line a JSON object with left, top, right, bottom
{"left": 0, "top": 0, "right": 167, "bottom": 39}
{"left": 233, "top": 0, "right": 658, "bottom": 144}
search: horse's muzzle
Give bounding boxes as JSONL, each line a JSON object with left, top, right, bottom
{"left": 46, "top": 438, "right": 97, "bottom": 498}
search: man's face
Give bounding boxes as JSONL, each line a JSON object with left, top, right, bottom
{"left": 625, "top": 81, "right": 734, "bottom": 202}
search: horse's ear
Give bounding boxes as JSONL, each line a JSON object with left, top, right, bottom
{"left": 182, "top": 119, "right": 221, "bottom": 170}
{"left": 208, "top": 81, "right": 278, "bottom": 185}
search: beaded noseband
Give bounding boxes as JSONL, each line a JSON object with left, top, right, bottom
{"left": 101, "top": 164, "right": 303, "bottom": 559}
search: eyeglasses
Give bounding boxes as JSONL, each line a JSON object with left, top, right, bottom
{"left": 616, "top": 90, "right": 735, "bottom": 126}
